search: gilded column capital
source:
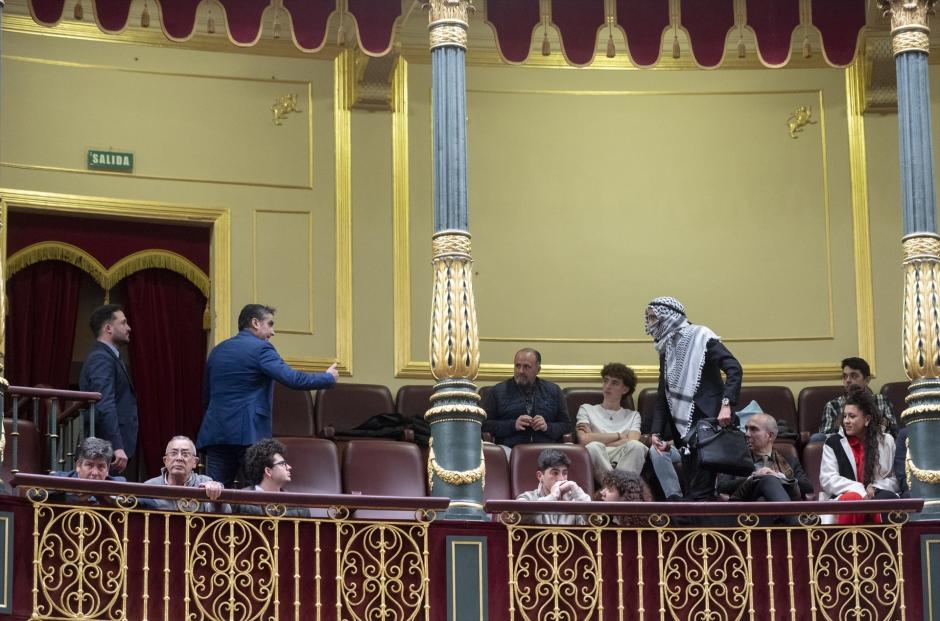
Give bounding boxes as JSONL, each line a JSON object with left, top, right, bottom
{"left": 424, "top": 0, "right": 473, "bottom": 50}
{"left": 878, "top": 0, "right": 935, "bottom": 54}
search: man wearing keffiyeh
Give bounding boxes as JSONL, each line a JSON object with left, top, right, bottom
{"left": 645, "top": 297, "right": 743, "bottom": 501}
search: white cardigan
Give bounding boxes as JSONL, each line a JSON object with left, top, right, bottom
{"left": 819, "top": 430, "right": 898, "bottom": 500}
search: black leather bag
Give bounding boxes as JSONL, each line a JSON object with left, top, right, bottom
{"left": 690, "top": 418, "right": 754, "bottom": 476}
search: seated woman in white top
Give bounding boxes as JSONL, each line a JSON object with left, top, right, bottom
{"left": 819, "top": 390, "right": 898, "bottom": 525}
{"left": 576, "top": 363, "right": 649, "bottom": 485}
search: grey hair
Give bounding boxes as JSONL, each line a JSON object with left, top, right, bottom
{"left": 166, "top": 435, "right": 197, "bottom": 454}
{"left": 755, "top": 413, "right": 778, "bottom": 437}
{"left": 77, "top": 437, "right": 114, "bottom": 463}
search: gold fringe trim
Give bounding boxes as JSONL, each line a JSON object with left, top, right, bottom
{"left": 108, "top": 250, "right": 210, "bottom": 298}
{"left": 7, "top": 242, "right": 109, "bottom": 289}
{"left": 7, "top": 243, "right": 210, "bottom": 299}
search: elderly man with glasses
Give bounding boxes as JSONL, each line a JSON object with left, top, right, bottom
{"left": 234, "top": 438, "right": 311, "bottom": 517}
{"left": 140, "top": 436, "right": 224, "bottom": 511}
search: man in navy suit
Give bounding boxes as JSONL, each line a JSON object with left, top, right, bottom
{"left": 79, "top": 305, "right": 138, "bottom": 476}
{"left": 197, "top": 304, "right": 339, "bottom": 487}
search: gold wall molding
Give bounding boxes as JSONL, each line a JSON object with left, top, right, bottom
{"left": 0, "top": 189, "right": 231, "bottom": 342}
{"left": 391, "top": 64, "right": 863, "bottom": 381}
{"left": 845, "top": 59, "right": 878, "bottom": 374}
{"left": 334, "top": 50, "right": 355, "bottom": 375}
{"left": 0, "top": 55, "right": 315, "bottom": 190}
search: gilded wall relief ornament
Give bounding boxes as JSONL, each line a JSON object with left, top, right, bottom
{"left": 878, "top": 0, "right": 935, "bottom": 54}
{"left": 271, "top": 93, "right": 301, "bottom": 126}
{"left": 787, "top": 105, "right": 817, "bottom": 138}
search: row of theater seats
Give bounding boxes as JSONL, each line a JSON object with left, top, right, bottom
{"left": 274, "top": 380, "right": 910, "bottom": 447}
{"left": 280, "top": 437, "right": 588, "bottom": 504}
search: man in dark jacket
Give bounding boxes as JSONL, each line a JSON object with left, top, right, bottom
{"left": 79, "top": 305, "right": 137, "bottom": 476}
{"left": 481, "top": 349, "right": 570, "bottom": 453}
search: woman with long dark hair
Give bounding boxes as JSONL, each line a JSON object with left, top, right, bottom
{"left": 819, "top": 390, "right": 899, "bottom": 524}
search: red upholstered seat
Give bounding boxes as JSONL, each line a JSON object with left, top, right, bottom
{"left": 3, "top": 418, "right": 43, "bottom": 474}
{"left": 395, "top": 384, "right": 435, "bottom": 419}
{"left": 272, "top": 383, "right": 315, "bottom": 437}
{"left": 342, "top": 440, "right": 426, "bottom": 520}
{"left": 277, "top": 436, "right": 341, "bottom": 517}
{"left": 796, "top": 386, "right": 844, "bottom": 444}
{"left": 737, "top": 386, "right": 797, "bottom": 441}
{"left": 277, "top": 437, "right": 341, "bottom": 495}
{"left": 563, "top": 388, "right": 635, "bottom": 419}
{"left": 509, "top": 443, "right": 594, "bottom": 499}
{"left": 483, "top": 443, "right": 511, "bottom": 502}
{"left": 880, "top": 381, "right": 909, "bottom": 426}
{"left": 801, "top": 441, "right": 824, "bottom": 500}
{"left": 314, "top": 383, "right": 395, "bottom": 439}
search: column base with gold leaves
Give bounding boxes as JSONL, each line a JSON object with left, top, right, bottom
{"left": 427, "top": 231, "right": 486, "bottom": 519}
{"left": 901, "top": 233, "right": 940, "bottom": 517}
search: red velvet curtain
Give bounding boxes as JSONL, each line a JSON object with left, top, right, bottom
{"left": 6, "top": 261, "right": 83, "bottom": 389}
{"left": 122, "top": 269, "right": 207, "bottom": 479}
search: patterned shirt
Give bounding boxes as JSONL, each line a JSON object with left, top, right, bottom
{"left": 820, "top": 393, "right": 897, "bottom": 436}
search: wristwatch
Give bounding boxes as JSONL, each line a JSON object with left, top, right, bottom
{"left": 721, "top": 397, "right": 731, "bottom": 407}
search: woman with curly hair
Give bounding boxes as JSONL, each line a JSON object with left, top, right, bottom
{"left": 819, "top": 390, "right": 899, "bottom": 524}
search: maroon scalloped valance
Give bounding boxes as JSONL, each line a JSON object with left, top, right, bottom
{"left": 26, "top": 0, "right": 868, "bottom": 68}
{"left": 8, "top": 211, "right": 210, "bottom": 273}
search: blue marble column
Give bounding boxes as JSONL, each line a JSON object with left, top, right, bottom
{"left": 424, "top": 0, "right": 486, "bottom": 520}
{"left": 882, "top": 0, "right": 940, "bottom": 518}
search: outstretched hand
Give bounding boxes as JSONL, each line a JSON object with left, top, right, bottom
{"left": 326, "top": 363, "right": 339, "bottom": 381}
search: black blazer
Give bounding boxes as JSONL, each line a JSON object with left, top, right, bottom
{"left": 651, "top": 338, "right": 742, "bottom": 443}
{"left": 79, "top": 341, "right": 138, "bottom": 456}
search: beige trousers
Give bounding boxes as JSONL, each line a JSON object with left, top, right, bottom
{"left": 585, "top": 440, "right": 648, "bottom": 485}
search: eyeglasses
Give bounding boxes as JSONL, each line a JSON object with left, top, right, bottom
{"left": 166, "top": 449, "right": 195, "bottom": 459}
{"left": 271, "top": 460, "right": 290, "bottom": 469}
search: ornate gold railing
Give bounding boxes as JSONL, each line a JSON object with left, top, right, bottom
{"left": 485, "top": 498, "right": 924, "bottom": 621}
{"left": 14, "top": 474, "right": 448, "bottom": 621}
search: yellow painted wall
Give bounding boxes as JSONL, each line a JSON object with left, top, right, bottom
{"left": 0, "top": 26, "right": 933, "bottom": 399}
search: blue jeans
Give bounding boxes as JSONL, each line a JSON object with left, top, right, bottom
{"left": 203, "top": 444, "right": 248, "bottom": 488}
{"left": 649, "top": 446, "right": 683, "bottom": 499}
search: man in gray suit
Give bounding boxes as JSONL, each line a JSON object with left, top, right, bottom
{"left": 79, "top": 304, "right": 138, "bottom": 476}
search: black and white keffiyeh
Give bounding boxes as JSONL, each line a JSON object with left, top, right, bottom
{"left": 645, "top": 296, "right": 718, "bottom": 438}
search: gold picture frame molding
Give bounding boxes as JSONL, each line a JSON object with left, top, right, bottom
{"left": 392, "top": 57, "right": 875, "bottom": 382}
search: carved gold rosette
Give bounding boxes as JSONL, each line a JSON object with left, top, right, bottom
{"left": 425, "top": 0, "right": 472, "bottom": 49}
{"left": 879, "top": 0, "right": 935, "bottom": 54}
{"left": 429, "top": 230, "right": 480, "bottom": 380}
{"left": 901, "top": 233, "right": 940, "bottom": 382}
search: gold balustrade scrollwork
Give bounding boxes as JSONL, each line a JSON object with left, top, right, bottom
{"left": 33, "top": 505, "right": 128, "bottom": 620}
{"left": 660, "top": 529, "right": 751, "bottom": 620}
{"left": 809, "top": 526, "right": 904, "bottom": 621}
{"left": 508, "top": 526, "right": 602, "bottom": 621}
{"left": 186, "top": 516, "right": 278, "bottom": 621}
{"left": 337, "top": 521, "right": 430, "bottom": 621}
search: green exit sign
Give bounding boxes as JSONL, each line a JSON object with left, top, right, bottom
{"left": 87, "top": 149, "right": 134, "bottom": 172}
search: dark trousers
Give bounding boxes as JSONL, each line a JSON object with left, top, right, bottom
{"left": 683, "top": 448, "right": 719, "bottom": 501}
{"left": 745, "top": 476, "right": 793, "bottom": 503}
{"left": 203, "top": 444, "right": 248, "bottom": 488}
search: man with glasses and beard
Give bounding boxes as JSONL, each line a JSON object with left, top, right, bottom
{"left": 235, "top": 438, "right": 311, "bottom": 517}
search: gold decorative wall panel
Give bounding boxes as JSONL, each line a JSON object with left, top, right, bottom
{"left": 252, "top": 210, "right": 316, "bottom": 335}
{"left": 0, "top": 56, "right": 314, "bottom": 190}
{"left": 393, "top": 59, "right": 869, "bottom": 381}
